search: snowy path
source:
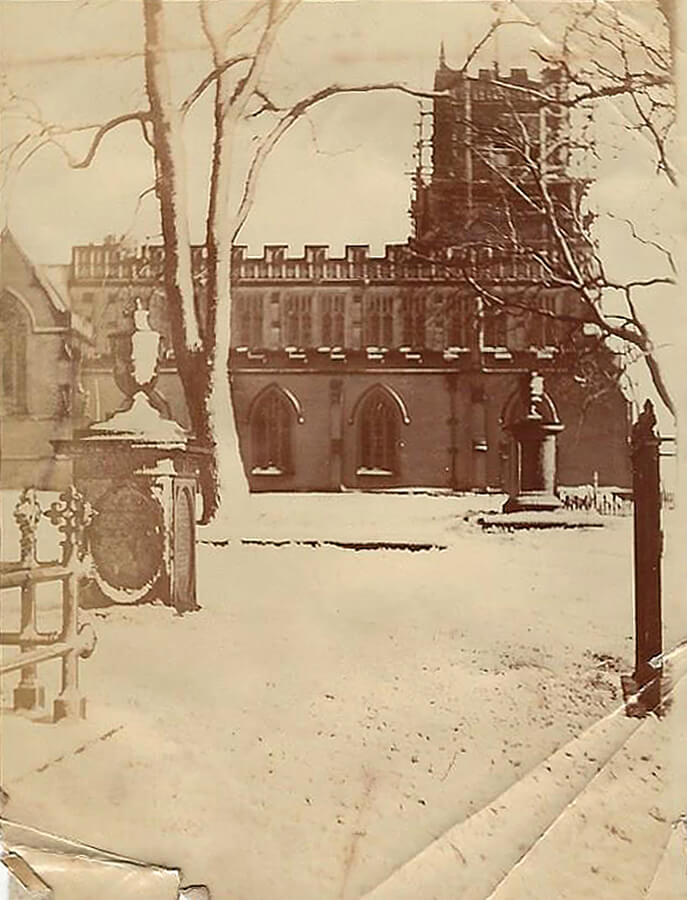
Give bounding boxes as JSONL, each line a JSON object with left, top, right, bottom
{"left": 2, "top": 495, "right": 685, "bottom": 898}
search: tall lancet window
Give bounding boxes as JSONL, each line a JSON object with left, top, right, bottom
{"left": 250, "top": 388, "right": 294, "bottom": 475}
{"left": 358, "top": 390, "right": 399, "bottom": 475}
{"left": 0, "top": 293, "right": 28, "bottom": 414}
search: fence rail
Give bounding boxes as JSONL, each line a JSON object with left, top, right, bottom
{"left": 558, "top": 485, "right": 633, "bottom": 516}
{"left": 558, "top": 484, "right": 674, "bottom": 517}
{"left": 0, "top": 487, "right": 97, "bottom": 722}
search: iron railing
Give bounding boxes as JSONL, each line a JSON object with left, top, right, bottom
{"left": 0, "top": 487, "right": 97, "bottom": 721}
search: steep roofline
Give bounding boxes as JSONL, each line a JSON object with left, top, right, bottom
{"left": 1, "top": 227, "right": 93, "bottom": 341}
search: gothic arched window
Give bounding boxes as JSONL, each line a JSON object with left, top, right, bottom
{"left": 250, "top": 388, "right": 294, "bottom": 474}
{"left": 358, "top": 390, "right": 399, "bottom": 475}
{"left": 0, "top": 293, "right": 28, "bottom": 414}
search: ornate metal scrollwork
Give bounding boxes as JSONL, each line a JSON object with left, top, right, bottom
{"left": 44, "top": 485, "right": 97, "bottom": 566}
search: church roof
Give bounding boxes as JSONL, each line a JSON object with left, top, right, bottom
{"left": 1, "top": 227, "right": 92, "bottom": 340}
{"left": 35, "top": 263, "right": 70, "bottom": 314}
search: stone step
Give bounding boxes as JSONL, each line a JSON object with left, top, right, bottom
{"left": 644, "top": 821, "right": 687, "bottom": 900}
{"left": 363, "top": 648, "right": 687, "bottom": 900}
{"left": 486, "top": 673, "right": 686, "bottom": 899}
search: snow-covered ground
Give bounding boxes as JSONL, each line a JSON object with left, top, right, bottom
{"left": 2, "top": 492, "right": 685, "bottom": 898}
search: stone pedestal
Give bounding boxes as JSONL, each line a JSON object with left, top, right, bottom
{"left": 502, "top": 372, "right": 565, "bottom": 514}
{"left": 57, "top": 408, "right": 207, "bottom": 612}
{"left": 54, "top": 302, "right": 205, "bottom": 613}
{"left": 14, "top": 683, "right": 46, "bottom": 713}
{"left": 503, "top": 417, "right": 565, "bottom": 512}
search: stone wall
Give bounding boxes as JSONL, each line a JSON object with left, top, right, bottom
{"left": 80, "top": 363, "right": 632, "bottom": 493}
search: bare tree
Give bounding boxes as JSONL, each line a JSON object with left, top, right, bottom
{"left": 2, "top": 0, "right": 677, "bottom": 523}
{"left": 139, "top": 0, "right": 454, "bottom": 522}
{"left": 2, "top": 1, "right": 445, "bottom": 522}
{"left": 410, "top": 0, "right": 677, "bottom": 418}
{"left": 7, "top": 0, "right": 456, "bottom": 523}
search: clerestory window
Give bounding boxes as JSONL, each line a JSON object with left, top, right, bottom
{"left": 234, "top": 294, "right": 264, "bottom": 347}
{"left": 282, "top": 295, "right": 312, "bottom": 347}
{"left": 363, "top": 295, "right": 394, "bottom": 347}
{"left": 320, "top": 294, "right": 346, "bottom": 346}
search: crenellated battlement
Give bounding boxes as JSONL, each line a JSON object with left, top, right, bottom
{"left": 71, "top": 241, "right": 558, "bottom": 285}
{"left": 435, "top": 59, "right": 565, "bottom": 94}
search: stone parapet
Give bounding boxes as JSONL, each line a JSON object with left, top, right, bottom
{"left": 71, "top": 241, "right": 560, "bottom": 286}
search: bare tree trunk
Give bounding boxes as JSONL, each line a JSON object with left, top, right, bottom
{"left": 659, "top": 0, "right": 677, "bottom": 65}
{"left": 204, "top": 103, "right": 250, "bottom": 521}
{"left": 142, "top": 0, "right": 201, "bottom": 355}
{"left": 143, "top": 0, "right": 248, "bottom": 524}
{"left": 201, "top": 55, "right": 251, "bottom": 524}
{"left": 204, "top": 275, "right": 250, "bottom": 527}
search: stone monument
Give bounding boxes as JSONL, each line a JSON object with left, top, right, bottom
{"left": 55, "top": 300, "right": 207, "bottom": 612}
{"left": 502, "top": 372, "right": 565, "bottom": 513}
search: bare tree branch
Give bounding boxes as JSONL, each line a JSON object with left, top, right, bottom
{"left": 181, "top": 54, "right": 252, "bottom": 115}
{"left": 70, "top": 111, "right": 151, "bottom": 168}
{"left": 606, "top": 212, "right": 677, "bottom": 276}
{"left": 232, "top": 81, "right": 459, "bottom": 236}
{"left": 221, "top": 0, "right": 270, "bottom": 48}
{"left": 460, "top": 17, "right": 536, "bottom": 73}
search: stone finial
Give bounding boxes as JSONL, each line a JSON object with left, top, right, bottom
{"left": 113, "top": 297, "right": 162, "bottom": 400}
{"left": 14, "top": 488, "right": 42, "bottom": 565}
{"left": 526, "top": 371, "right": 545, "bottom": 418}
{"left": 133, "top": 296, "right": 148, "bottom": 329}
{"left": 632, "top": 399, "right": 659, "bottom": 449}
{"left": 130, "top": 298, "right": 161, "bottom": 390}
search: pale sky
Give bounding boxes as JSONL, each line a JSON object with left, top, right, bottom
{"left": 1, "top": 0, "right": 507, "bottom": 261}
{"left": 1, "top": 0, "right": 683, "bottom": 423}
{"left": 1, "top": 0, "right": 670, "bottom": 260}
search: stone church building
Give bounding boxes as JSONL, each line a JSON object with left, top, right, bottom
{"left": 1, "top": 56, "right": 632, "bottom": 492}
{"left": 1, "top": 230, "right": 92, "bottom": 488}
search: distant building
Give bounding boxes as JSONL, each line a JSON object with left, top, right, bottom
{"left": 67, "top": 237, "right": 630, "bottom": 494}
{"left": 0, "top": 229, "right": 91, "bottom": 488}
{"left": 1, "top": 54, "right": 632, "bottom": 493}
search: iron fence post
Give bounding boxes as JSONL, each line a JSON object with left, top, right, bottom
{"left": 12, "top": 489, "right": 45, "bottom": 712}
{"left": 3, "top": 485, "right": 96, "bottom": 723}
{"left": 622, "top": 399, "right": 664, "bottom": 716}
{"left": 45, "top": 486, "right": 94, "bottom": 722}
{"left": 13, "top": 578, "right": 45, "bottom": 712}
{"left": 53, "top": 571, "right": 85, "bottom": 721}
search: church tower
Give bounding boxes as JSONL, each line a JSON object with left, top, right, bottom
{"left": 411, "top": 47, "right": 577, "bottom": 254}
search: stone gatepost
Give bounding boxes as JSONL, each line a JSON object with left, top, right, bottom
{"left": 55, "top": 300, "right": 207, "bottom": 612}
{"left": 503, "top": 372, "right": 564, "bottom": 513}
